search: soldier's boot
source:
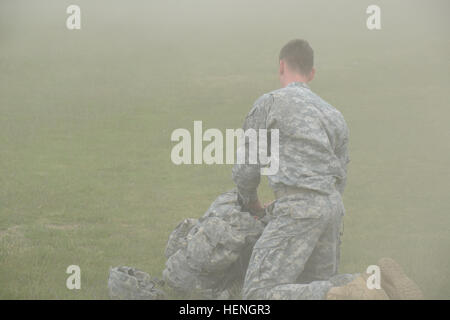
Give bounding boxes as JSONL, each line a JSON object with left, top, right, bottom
{"left": 378, "top": 257, "right": 424, "bottom": 300}
{"left": 326, "top": 274, "right": 389, "bottom": 300}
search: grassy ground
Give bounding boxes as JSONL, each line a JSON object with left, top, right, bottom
{"left": 1, "top": 0, "right": 449, "bottom": 299}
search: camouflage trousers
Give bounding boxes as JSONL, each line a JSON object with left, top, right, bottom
{"left": 242, "top": 191, "right": 355, "bottom": 300}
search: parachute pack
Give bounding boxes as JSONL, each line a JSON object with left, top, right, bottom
{"left": 108, "top": 189, "right": 265, "bottom": 299}
{"left": 163, "top": 189, "right": 265, "bottom": 298}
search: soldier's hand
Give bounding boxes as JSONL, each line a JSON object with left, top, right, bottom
{"left": 247, "top": 200, "right": 265, "bottom": 218}
{"left": 264, "top": 200, "right": 275, "bottom": 208}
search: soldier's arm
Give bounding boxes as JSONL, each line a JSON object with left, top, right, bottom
{"left": 335, "top": 125, "right": 350, "bottom": 195}
{"left": 232, "top": 94, "right": 273, "bottom": 212}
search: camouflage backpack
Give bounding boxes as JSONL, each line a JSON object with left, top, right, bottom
{"left": 108, "top": 266, "right": 166, "bottom": 300}
{"left": 163, "top": 189, "right": 265, "bottom": 297}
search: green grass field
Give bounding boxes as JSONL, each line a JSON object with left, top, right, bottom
{"left": 1, "top": 0, "right": 449, "bottom": 299}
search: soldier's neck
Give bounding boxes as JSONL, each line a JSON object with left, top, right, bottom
{"left": 280, "top": 74, "right": 309, "bottom": 88}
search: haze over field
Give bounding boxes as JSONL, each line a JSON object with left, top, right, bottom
{"left": 0, "top": 0, "right": 449, "bottom": 299}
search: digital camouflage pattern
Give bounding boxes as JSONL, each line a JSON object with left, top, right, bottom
{"left": 233, "top": 81, "right": 353, "bottom": 299}
{"left": 111, "top": 82, "right": 353, "bottom": 300}
{"left": 242, "top": 192, "right": 354, "bottom": 299}
{"left": 165, "top": 218, "right": 198, "bottom": 258}
{"left": 232, "top": 81, "right": 349, "bottom": 206}
{"left": 108, "top": 266, "right": 166, "bottom": 300}
{"left": 163, "top": 189, "right": 265, "bottom": 298}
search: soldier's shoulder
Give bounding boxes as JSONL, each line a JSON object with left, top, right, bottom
{"left": 250, "top": 88, "right": 293, "bottom": 115}
{"left": 254, "top": 92, "right": 275, "bottom": 106}
{"left": 265, "top": 86, "right": 293, "bottom": 99}
{"left": 247, "top": 92, "right": 275, "bottom": 117}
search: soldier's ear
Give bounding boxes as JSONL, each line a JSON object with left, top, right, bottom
{"left": 279, "top": 60, "right": 285, "bottom": 76}
{"left": 308, "top": 67, "right": 316, "bottom": 82}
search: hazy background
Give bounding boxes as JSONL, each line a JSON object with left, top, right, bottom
{"left": 1, "top": 0, "right": 449, "bottom": 299}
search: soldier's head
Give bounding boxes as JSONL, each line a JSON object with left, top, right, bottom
{"left": 278, "top": 39, "right": 315, "bottom": 87}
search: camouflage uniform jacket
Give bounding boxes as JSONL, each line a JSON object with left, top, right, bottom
{"left": 232, "top": 81, "right": 349, "bottom": 206}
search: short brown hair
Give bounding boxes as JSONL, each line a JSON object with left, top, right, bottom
{"left": 279, "top": 39, "right": 314, "bottom": 75}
